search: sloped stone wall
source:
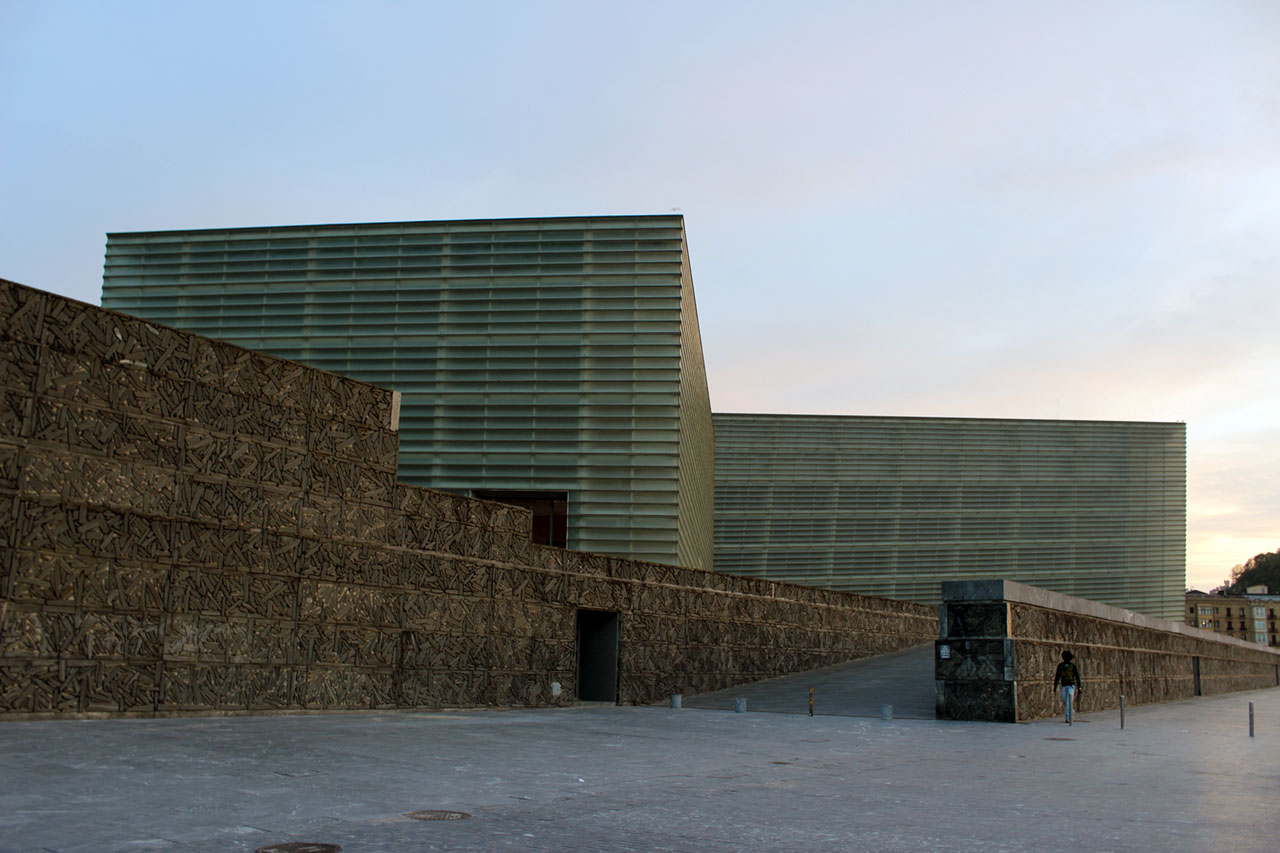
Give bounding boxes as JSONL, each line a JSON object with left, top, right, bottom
{"left": 1, "top": 279, "right": 937, "bottom": 717}
{"left": 936, "top": 580, "right": 1280, "bottom": 722}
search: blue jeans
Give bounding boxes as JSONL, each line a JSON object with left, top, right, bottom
{"left": 1061, "top": 685, "right": 1076, "bottom": 721}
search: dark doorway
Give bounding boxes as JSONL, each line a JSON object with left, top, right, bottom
{"left": 1192, "top": 656, "right": 1202, "bottom": 696}
{"left": 577, "top": 609, "right": 620, "bottom": 703}
{"left": 472, "top": 490, "right": 568, "bottom": 548}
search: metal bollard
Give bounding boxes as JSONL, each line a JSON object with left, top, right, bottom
{"left": 881, "top": 704, "right": 893, "bottom": 721}
{"left": 1249, "top": 701, "right": 1254, "bottom": 738}
{"left": 735, "top": 698, "right": 747, "bottom": 713}
{"left": 809, "top": 686, "right": 814, "bottom": 717}
{"left": 670, "top": 694, "right": 682, "bottom": 710}
{"left": 1120, "top": 695, "right": 1125, "bottom": 730}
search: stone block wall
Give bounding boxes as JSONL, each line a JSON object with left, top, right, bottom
{"left": 936, "top": 580, "right": 1280, "bottom": 722}
{"left": 0, "top": 279, "right": 937, "bottom": 717}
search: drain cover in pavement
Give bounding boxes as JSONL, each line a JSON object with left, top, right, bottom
{"left": 255, "top": 845, "right": 341, "bottom": 853}
{"left": 1042, "top": 737, "right": 1076, "bottom": 741}
{"left": 406, "top": 810, "right": 472, "bottom": 821}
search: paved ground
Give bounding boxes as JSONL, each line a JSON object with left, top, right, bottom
{"left": 2, "top": 683, "right": 1278, "bottom": 852}
{"left": 682, "top": 644, "right": 936, "bottom": 718}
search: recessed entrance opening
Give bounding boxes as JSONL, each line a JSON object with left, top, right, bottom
{"left": 472, "top": 490, "right": 568, "bottom": 548}
{"left": 576, "top": 609, "right": 620, "bottom": 703}
{"left": 1192, "top": 656, "right": 1202, "bottom": 696}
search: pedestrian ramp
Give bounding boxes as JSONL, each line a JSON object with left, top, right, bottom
{"left": 679, "top": 643, "right": 936, "bottom": 719}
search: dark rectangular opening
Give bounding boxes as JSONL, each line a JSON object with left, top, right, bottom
{"left": 576, "top": 609, "right": 619, "bottom": 703}
{"left": 472, "top": 490, "right": 568, "bottom": 548}
{"left": 1192, "top": 656, "right": 1202, "bottom": 696}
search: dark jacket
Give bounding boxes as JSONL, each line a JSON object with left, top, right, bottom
{"left": 1054, "top": 661, "right": 1082, "bottom": 689}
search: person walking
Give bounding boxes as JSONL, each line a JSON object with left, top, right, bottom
{"left": 1053, "top": 650, "right": 1083, "bottom": 725}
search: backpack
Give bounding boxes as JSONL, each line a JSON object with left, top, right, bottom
{"left": 1060, "top": 661, "right": 1080, "bottom": 686}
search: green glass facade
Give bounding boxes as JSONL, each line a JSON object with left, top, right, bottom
{"left": 713, "top": 413, "right": 1185, "bottom": 620}
{"left": 100, "top": 214, "right": 1188, "bottom": 619}
{"left": 102, "top": 215, "right": 714, "bottom": 570}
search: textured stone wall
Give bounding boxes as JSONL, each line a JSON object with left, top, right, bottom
{"left": 0, "top": 279, "right": 937, "bottom": 717}
{"left": 936, "top": 580, "right": 1280, "bottom": 722}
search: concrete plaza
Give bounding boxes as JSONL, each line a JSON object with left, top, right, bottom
{"left": 2, "top": 681, "right": 1277, "bottom": 852}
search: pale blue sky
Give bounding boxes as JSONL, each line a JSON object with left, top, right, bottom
{"left": 3, "top": 0, "right": 1277, "bottom": 590}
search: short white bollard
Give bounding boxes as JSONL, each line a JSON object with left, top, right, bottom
{"left": 734, "top": 698, "right": 747, "bottom": 713}
{"left": 670, "top": 694, "right": 682, "bottom": 709}
{"left": 881, "top": 704, "right": 894, "bottom": 721}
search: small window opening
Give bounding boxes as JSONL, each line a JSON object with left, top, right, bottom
{"left": 472, "top": 490, "right": 569, "bottom": 547}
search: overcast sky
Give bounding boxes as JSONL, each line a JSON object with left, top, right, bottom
{"left": 3, "top": 0, "right": 1277, "bottom": 591}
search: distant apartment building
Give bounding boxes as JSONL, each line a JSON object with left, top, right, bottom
{"left": 1185, "top": 588, "right": 1279, "bottom": 646}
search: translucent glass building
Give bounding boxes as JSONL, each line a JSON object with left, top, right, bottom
{"left": 713, "top": 413, "right": 1186, "bottom": 619}
{"left": 102, "top": 214, "right": 1187, "bottom": 619}
{"left": 102, "top": 215, "right": 715, "bottom": 570}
